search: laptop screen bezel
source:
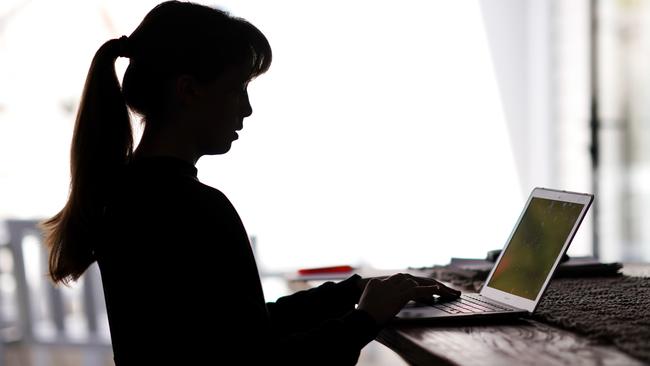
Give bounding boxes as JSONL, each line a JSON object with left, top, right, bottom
{"left": 479, "top": 187, "right": 593, "bottom": 313}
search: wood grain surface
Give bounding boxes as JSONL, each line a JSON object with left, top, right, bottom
{"left": 378, "top": 319, "right": 645, "bottom": 366}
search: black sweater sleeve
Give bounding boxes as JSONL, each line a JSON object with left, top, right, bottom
{"left": 266, "top": 274, "right": 365, "bottom": 334}
{"left": 198, "top": 187, "right": 382, "bottom": 364}
{"left": 263, "top": 275, "right": 382, "bottom": 365}
{"left": 266, "top": 306, "right": 381, "bottom": 365}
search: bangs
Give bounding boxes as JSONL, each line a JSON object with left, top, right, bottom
{"left": 233, "top": 17, "right": 272, "bottom": 81}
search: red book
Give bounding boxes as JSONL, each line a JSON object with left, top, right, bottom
{"left": 297, "top": 265, "right": 354, "bottom": 275}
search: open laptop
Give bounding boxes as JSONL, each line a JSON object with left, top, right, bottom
{"left": 396, "top": 187, "right": 593, "bottom": 322}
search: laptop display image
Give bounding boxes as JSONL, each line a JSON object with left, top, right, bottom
{"left": 396, "top": 187, "right": 593, "bottom": 321}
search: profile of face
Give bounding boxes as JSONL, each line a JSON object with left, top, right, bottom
{"left": 120, "top": 2, "right": 271, "bottom": 161}
{"left": 181, "top": 66, "right": 253, "bottom": 155}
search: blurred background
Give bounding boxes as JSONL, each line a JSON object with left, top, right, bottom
{"left": 1, "top": 0, "right": 649, "bottom": 364}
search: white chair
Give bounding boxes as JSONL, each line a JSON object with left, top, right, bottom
{"left": 0, "top": 219, "right": 112, "bottom": 365}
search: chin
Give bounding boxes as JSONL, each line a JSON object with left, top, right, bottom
{"left": 207, "top": 143, "right": 232, "bottom": 155}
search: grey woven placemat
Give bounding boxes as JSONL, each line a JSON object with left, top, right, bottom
{"left": 534, "top": 276, "right": 650, "bottom": 363}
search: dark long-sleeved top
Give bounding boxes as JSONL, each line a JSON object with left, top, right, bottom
{"left": 95, "top": 156, "right": 380, "bottom": 365}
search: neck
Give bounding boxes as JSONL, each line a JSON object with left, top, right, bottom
{"left": 134, "top": 124, "right": 200, "bottom": 165}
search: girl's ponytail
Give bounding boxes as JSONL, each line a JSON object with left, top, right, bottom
{"left": 42, "top": 38, "right": 133, "bottom": 284}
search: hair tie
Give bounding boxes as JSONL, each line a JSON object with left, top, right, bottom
{"left": 118, "top": 35, "right": 131, "bottom": 58}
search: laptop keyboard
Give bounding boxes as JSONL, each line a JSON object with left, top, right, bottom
{"left": 430, "top": 293, "right": 515, "bottom": 314}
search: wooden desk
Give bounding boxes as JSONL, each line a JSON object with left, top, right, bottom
{"left": 377, "top": 264, "right": 649, "bottom": 366}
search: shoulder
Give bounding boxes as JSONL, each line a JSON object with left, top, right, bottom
{"left": 193, "top": 181, "right": 231, "bottom": 203}
{"left": 110, "top": 166, "right": 239, "bottom": 222}
{"left": 186, "top": 180, "right": 237, "bottom": 212}
{"left": 175, "top": 181, "right": 246, "bottom": 230}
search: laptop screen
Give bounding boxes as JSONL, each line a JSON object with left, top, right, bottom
{"left": 485, "top": 197, "right": 585, "bottom": 300}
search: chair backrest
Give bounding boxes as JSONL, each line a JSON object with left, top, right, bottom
{"left": 0, "top": 219, "right": 111, "bottom": 347}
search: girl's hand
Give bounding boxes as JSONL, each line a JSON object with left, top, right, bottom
{"left": 356, "top": 273, "right": 460, "bottom": 325}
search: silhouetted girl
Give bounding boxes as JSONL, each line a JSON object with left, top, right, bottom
{"left": 43, "top": 2, "right": 458, "bottom": 364}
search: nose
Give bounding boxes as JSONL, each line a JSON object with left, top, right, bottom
{"left": 242, "top": 90, "right": 252, "bottom": 118}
